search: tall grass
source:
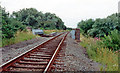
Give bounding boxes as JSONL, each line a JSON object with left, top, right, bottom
{"left": 2, "top": 31, "right": 36, "bottom": 47}
{"left": 80, "top": 34, "right": 118, "bottom": 71}
{"left": 96, "top": 48, "right": 118, "bottom": 71}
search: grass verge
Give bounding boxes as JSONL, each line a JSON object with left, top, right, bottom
{"left": 80, "top": 34, "right": 118, "bottom": 71}
{"left": 2, "top": 31, "right": 36, "bottom": 47}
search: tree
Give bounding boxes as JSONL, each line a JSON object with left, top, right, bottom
{"left": 2, "top": 7, "right": 26, "bottom": 39}
{"left": 77, "top": 13, "right": 119, "bottom": 37}
{"left": 12, "top": 8, "right": 66, "bottom": 30}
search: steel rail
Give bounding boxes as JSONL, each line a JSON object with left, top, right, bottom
{"left": 0, "top": 32, "right": 65, "bottom": 72}
{"left": 43, "top": 32, "right": 69, "bottom": 73}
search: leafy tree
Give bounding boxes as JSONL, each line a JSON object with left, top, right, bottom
{"left": 1, "top": 7, "right": 66, "bottom": 39}
{"left": 12, "top": 8, "right": 66, "bottom": 30}
{"left": 77, "top": 19, "right": 94, "bottom": 35}
{"left": 2, "top": 7, "right": 26, "bottom": 39}
{"left": 77, "top": 13, "right": 119, "bottom": 37}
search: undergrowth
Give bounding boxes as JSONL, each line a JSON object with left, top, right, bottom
{"left": 2, "top": 31, "right": 36, "bottom": 47}
{"left": 80, "top": 34, "right": 118, "bottom": 71}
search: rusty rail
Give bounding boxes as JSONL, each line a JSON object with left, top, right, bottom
{"left": 0, "top": 32, "right": 69, "bottom": 72}
{"left": 43, "top": 32, "right": 68, "bottom": 73}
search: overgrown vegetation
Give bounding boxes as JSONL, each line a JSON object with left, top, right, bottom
{"left": 80, "top": 34, "right": 118, "bottom": 71}
{"left": 2, "top": 31, "right": 36, "bottom": 47}
{"left": 101, "top": 30, "right": 120, "bottom": 51}
{"left": 78, "top": 13, "right": 120, "bottom": 71}
{"left": 1, "top": 6, "right": 67, "bottom": 47}
{"left": 1, "top": 7, "right": 26, "bottom": 39}
{"left": 77, "top": 13, "right": 120, "bottom": 37}
{"left": 77, "top": 13, "right": 120, "bottom": 51}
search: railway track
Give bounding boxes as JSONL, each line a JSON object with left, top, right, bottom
{"left": 0, "top": 32, "right": 69, "bottom": 72}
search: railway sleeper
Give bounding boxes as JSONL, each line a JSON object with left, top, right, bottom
{"left": 10, "top": 64, "right": 46, "bottom": 69}
{"left": 32, "top": 52, "right": 53, "bottom": 55}
{"left": 26, "top": 56, "right": 51, "bottom": 59}
{"left": 17, "top": 61, "right": 48, "bottom": 65}
{"left": 8, "top": 68, "right": 44, "bottom": 71}
{"left": 21, "top": 58, "right": 50, "bottom": 62}
{"left": 30, "top": 54, "right": 52, "bottom": 57}
{"left": 35, "top": 50, "right": 54, "bottom": 53}
{"left": 23, "top": 57, "right": 47, "bottom": 60}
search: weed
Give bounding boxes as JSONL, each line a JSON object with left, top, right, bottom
{"left": 80, "top": 34, "right": 118, "bottom": 71}
{"left": 2, "top": 31, "right": 36, "bottom": 47}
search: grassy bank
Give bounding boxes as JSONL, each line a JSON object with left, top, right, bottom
{"left": 80, "top": 34, "right": 118, "bottom": 71}
{"left": 2, "top": 31, "right": 36, "bottom": 47}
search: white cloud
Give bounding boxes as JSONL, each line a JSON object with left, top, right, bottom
{"left": 1, "top": 0, "right": 119, "bottom": 28}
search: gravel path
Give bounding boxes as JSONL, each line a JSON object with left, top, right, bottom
{"left": 1, "top": 37, "right": 52, "bottom": 65}
{"left": 59, "top": 33, "right": 100, "bottom": 71}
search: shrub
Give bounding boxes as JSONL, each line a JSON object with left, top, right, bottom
{"left": 80, "top": 34, "right": 118, "bottom": 71}
{"left": 2, "top": 24, "right": 15, "bottom": 39}
{"left": 2, "top": 20, "right": 26, "bottom": 39}
{"left": 101, "top": 30, "right": 120, "bottom": 51}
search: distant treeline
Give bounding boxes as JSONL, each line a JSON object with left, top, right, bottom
{"left": 1, "top": 7, "right": 67, "bottom": 39}
{"left": 77, "top": 13, "right": 120, "bottom": 37}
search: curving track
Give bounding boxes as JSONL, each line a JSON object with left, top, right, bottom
{"left": 0, "top": 32, "right": 69, "bottom": 72}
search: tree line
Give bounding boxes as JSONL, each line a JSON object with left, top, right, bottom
{"left": 77, "top": 13, "right": 120, "bottom": 37}
{"left": 77, "top": 13, "right": 120, "bottom": 51}
{"left": 1, "top": 7, "right": 66, "bottom": 39}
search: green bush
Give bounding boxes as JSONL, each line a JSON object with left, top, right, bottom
{"left": 2, "top": 20, "right": 26, "bottom": 39}
{"left": 77, "top": 13, "right": 119, "bottom": 37}
{"left": 80, "top": 34, "right": 118, "bottom": 71}
{"left": 101, "top": 30, "right": 120, "bottom": 51}
{"left": 2, "top": 24, "right": 15, "bottom": 39}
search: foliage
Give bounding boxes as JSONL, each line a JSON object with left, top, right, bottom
{"left": 66, "top": 27, "right": 72, "bottom": 30}
{"left": 1, "top": 7, "right": 10, "bottom": 25}
{"left": 2, "top": 7, "right": 26, "bottom": 39}
{"left": 2, "top": 20, "right": 26, "bottom": 39}
{"left": 12, "top": 8, "right": 66, "bottom": 30}
{"left": 80, "top": 34, "right": 118, "bottom": 71}
{"left": 78, "top": 19, "right": 94, "bottom": 35}
{"left": 80, "top": 34, "right": 102, "bottom": 58}
{"left": 2, "top": 31, "right": 36, "bottom": 47}
{"left": 77, "top": 13, "right": 119, "bottom": 37}
{"left": 101, "top": 30, "right": 120, "bottom": 51}
{"left": 78, "top": 13, "right": 120, "bottom": 51}
{"left": 1, "top": 7, "right": 66, "bottom": 41}
{"left": 2, "top": 24, "right": 16, "bottom": 38}
{"left": 96, "top": 48, "right": 118, "bottom": 71}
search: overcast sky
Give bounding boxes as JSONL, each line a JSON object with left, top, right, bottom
{"left": 1, "top": 0, "right": 119, "bottom": 28}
